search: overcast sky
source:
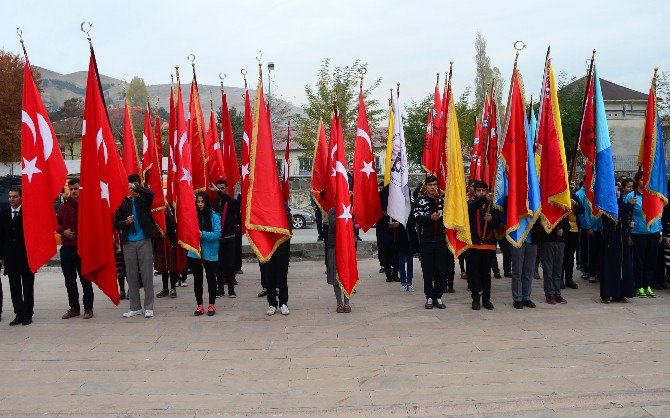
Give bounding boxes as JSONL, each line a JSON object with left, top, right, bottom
{"left": 3, "top": 0, "right": 668, "bottom": 112}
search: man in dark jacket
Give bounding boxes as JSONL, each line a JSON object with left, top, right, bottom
{"left": 467, "top": 181, "right": 498, "bottom": 310}
{"left": 414, "top": 175, "right": 447, "bottom": 310}
{"left": 57, "top": 178, "right": 94, "bottom": 320}
{"left": 211, "top": 180, "right": 240, "bottom": 298}
{"left": 114, "top": 174, "right": 158, "bottom": 318}
{"left": 0, "top": 187, "right": 34, "bottom": 325}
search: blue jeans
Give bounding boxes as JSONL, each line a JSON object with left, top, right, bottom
{"left": 398, "top": 249, "right": 413, "bottom": 285}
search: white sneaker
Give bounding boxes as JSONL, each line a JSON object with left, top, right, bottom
{"left": 181, "top": 281, "right": 188, "bottom": 287}
{"left": 144, "top": 310, "right": 154, "bottom": 318}
{"left": 266, "top": 305, "right": 277, "bottom": 316}
{"left": 408, "top": 285, "right": 415, "bottom": 292}
{"left": 400, "top": 285, "right": 407, "bottom": 292}
{"left": 122, "top": 310, "right": 142, "bottom": 318}
{"left": 280, "top": 304, "right": 290, "bottom": 315}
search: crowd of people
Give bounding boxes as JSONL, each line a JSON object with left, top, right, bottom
{"left": 1, "top": 169, "right": 668, "bottom": 327}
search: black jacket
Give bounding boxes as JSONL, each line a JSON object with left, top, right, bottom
{"left": 414, "top": 193, "right": 446, "bottom": 243}
{"left": 468, "top": 196, "right": 498, "bottom": 246}
{"left": 539, "top": 217, "right": 570, "bottom": 243}
{"left": 213, "top": 191, "right": 240, "bottom": 238}
{"left": 114, "top": 185, "right": 159, "bottom": 242}
{"left": 0, "top": 208, "right": 29, "bottom": 275}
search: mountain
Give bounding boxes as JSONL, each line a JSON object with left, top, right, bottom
{"left": 35, "top": 66, "right": 303, "bottom": 117}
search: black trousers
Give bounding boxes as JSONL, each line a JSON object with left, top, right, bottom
{"left": 60, "top": 246, "right": 94, "bottom": 311}
{"left": 499, "top": 238, "right": 512, "bottom": 274}
{"left": 444, "top": 249, "right": 455, "bottom": 288}
{"left": 468, "top": 249, "right": 493, "bottom": 301}
{"left": 235, "top": 233, "right": 243, "bottom": 270}
{"left": 419, "top": 240, "right": 447, "bottom": 301}
{"left": 217, "top": 238, "right": 237, "bottom": 293}
{"left": 8, "top": 270, "right": 35, "bottom": 320}
{"left": 562, "top": 231, "right": 579, "bottom": 281}
{"left": 631, "top": 233, "right": 659, "bottom": 289}
{"left": 588, "top": 232, "right": 602, "bottom": 278}
{"left": 579, "top": 229, "right": 590, "bottom": 275}
{"left": 314, "top": 208, "right": 323, "bottom": 239}
{"left": 261, "top": 241, "right": 290, "bottom": 307}
{"left": 380, "top": 235, "right": 398, "bottom": 280}
{"left": 188, "top": 257, "right": 217, "bottom": 306}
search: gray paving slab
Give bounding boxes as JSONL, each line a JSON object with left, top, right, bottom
{"left": 0, "top": 256, "right": 670, "bottom": 416}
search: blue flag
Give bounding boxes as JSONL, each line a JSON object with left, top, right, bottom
{"left": 593, "top": 66, "right": 618, "bottom": 220}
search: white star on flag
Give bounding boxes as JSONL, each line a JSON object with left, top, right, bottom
{"left": 21, "top": 156, "right": 42, "bottom": 182}
{"left": 360, "top": 160, "right": 375, "bottom": 178}
{"left": 338, "top": 203, "right": 352, "bottom": 224}
{"left": 242, "top": 163, "right": 249, "bottom": 180}
{"left": 100, "top": 181, "right": 110, "bottom": 206}
{"left": 180, "top": 167, "right": 192, "bottom": 184}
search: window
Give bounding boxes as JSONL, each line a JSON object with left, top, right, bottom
{"left": 298, "top": 157, "right": 312, "bottom": 175}
{"left": 375, "top": 156, "right": 382, "bottom": 175}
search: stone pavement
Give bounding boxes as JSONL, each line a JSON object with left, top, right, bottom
{"left": 1, "top": 257, "right": 670, "bottom": 416}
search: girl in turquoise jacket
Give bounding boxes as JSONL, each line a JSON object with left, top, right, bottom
{"left": 188, "top": 192, "right": 221, "bottom": 316}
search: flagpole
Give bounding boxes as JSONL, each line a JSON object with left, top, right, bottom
{"left": 569, "top": 49, "right": 596, "bottom": 185}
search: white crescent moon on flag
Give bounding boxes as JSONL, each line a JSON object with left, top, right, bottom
{"left": 37, "top": 113, "right": 54, "bottom": 160}
{"left": 96, "top": 128, "right": 109, "bottom": 164}
{"left": 334, "top": 161, "right": 349, "bottom": 185}
{"left": 21, "top": 111, "right": 36, "bottom": 145}
{"left": 142, "top": 134, "right": 148, "bottom": 155}
{"left": 178, "top": 132, "right": 188, "bottom": 155}
{"left": 356, "top": 128, "right": 372, "bottom": 152}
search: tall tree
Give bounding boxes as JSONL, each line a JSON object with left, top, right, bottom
{"left": 556, "top": 71, "right": 583, "bottom": 170}
{"left": 0, "top": 49, "right": 41, "bottom": 163}
{"left": 403, "top": 95, "right": 432, "bottom": 164}
{"left": 294, "top": 58, "right": 384, "bottom": 153}
{"left": 49, "top": 97, "right": 84, "bottom": 121}
{"left": 126, "top": 76, "right": 148, "bottom": 107}
{"left": 455, "top": 88, "right": 477, "bottom": 149}
{"left": 474, "top": 32, "right": 504, "bottom": 110}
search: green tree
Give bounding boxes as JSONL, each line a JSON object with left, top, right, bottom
{"left": 49, "top": 97, "right": 84, "bottom": 121}
{"left": 403, "top": 95, "right": 432, "bottom": 164}
{"left": 293, "top": 58, "right": 384, "bottom": 154}
{"left": 455, "top": 88, "right": 477, "bottom": 149}
{"left": 474, "top": 32, "right": 504, "bottom": 112}
{"left": 126, "top": 76, "right": 148, "bottom": 107}
{"left": 216, "top": 105, "right": 245, "bottom": 165}
{"left": 556, "top": 71, "right": 583, "bottom": 171}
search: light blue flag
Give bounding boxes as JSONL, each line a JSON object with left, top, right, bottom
{"left": 508, "top": 107, "right": 541, "bottom": 245}
{"left": 593, "top": 66, "right": 618, "bottom": 220}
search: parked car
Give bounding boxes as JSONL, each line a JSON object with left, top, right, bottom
{"left": 290, "top": 207, "right": 315, "bottom": 230}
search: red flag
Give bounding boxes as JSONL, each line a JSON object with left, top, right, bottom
{"left": 246, "top": 69, "right": 291, "bottom": 262}
{"left": 166, "top": 85, "right": 176, "bottom": 208}
{"left": 469, "top": 118, "right": 481, "bottom": 181}
{"left": 282, "top": 122, "right": 291, "bottom": 203}
{"left": 20, "top": 58, "right": 68, "bottom": 272}
{"left": 484, "top": 90, "right": 500, "bottom": 189}
{"left": 241, "top": 89, "right": 252, "bottom": 234}
{"left": 78, "top": 51, "right": 128, "bottom": 305}
{"left": 155, "top": 115, "right": 163, "bottom": 174}
{"left": 579, "top": 70, "right": 596, "bottom": 216}
{"left": 122, "top": 99, "right": 140, "bottom": 176}
{"left": 422, "top": 108, "right": 433, "bottom": 172}
{"left": 323, "top": 116, "right": 338, "bottom": 212}
{"left": 221, "top": 91, "right": 240, "bottom": 196}
{"left": 479, "top": 94, "right": 491, "bottom": 181}
{"left": 206, "top": 108, "right": 225, "bottom": 184}
{"left": 353, "top": 92, "right": 382, "bottom": 232}
{"left": 188, "top": 73, "right": 208, "bottom": 192}
{"left": 429, "top": 78, "right": 444, "bottom": 175}
{"left": 141, "top": 103, "right": 166, "bottom": 235}
{"left": 434, "top": 82, "right": 449, "bottom": 191}
{"left": 174, "top": 76, "right": 201, "bottom": 256}
{"left": 333, "top": 109, "right": 359, "bottom": 297}
{"left": 499, "top": 66, "right": 530, "bottom": 232}
{"left": 310, "top": 119, "right": 329, "bottom": 210}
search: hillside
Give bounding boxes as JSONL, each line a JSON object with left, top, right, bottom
{"left": 35, "top": 66, "right": 303, "bottom": 117}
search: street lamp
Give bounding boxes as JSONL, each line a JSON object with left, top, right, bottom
{"left": 267, "top": 62, "right": 275, "bottom": 117}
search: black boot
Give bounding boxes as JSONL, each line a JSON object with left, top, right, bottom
{"left": 482, "top": 292, "right": 494, "bottom": 310}
{"left": 471, "top": 294, "right": 481, "bottom": 310}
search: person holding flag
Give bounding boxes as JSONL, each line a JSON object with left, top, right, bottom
{"left": 467, "top": 181, "right": 497, "bottom": 310}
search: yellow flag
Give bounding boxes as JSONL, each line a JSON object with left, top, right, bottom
{"left": 383, "top": 103, "right": 394, "bottom": 185}
{"left": 443, "top": 82, "right": 471, "bottom": 257}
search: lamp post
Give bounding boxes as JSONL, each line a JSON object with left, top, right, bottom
{"left": 267, "top": 61, "right": 274, "bottom": 117}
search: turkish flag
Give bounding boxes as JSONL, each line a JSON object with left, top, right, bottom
{"left": 332, "top": 110, "right": 359, "bottom": 297}
{"left": 240, "top": 89, "right": 252, "bottom": 234}
{"left": 246, "top": 71, "right": 291, "bottom": 262}
{"left": 155, "top": 115, "right": 163, "bottom": 174}
{"left": 282, "top": 123, "right": 291, "bottom": 203}
{"left": 484, "top": 93, "right": 500, "bottom": 190}
{"left": 78, "top": 51, "right": 128, "bottom": 305}
{"left": 427, "top": 81, "right": 443, "bottom": 174}
{"left": 174, "top": 78, "right": 201, "bottom": 256}
{"left": 479, "top": 94, "right": 491, "bottom": 182}
{"left": 500, "top": 67, "right": 530, "bottom": 231}
{"left": 166, "top": 85, "right": 176, "bottom": 208}
{"left": 422, "top": 108, "right": 433, "bottom": 172}
{"left": 221, "top": 91, "right": 240, "bottom": 196}
{"left": 323, "top": 116, "right": 338, "bottom": 212}
{"left": 310, "top": 119, "right": 329, "bottom": 211}
{"left": 188, "top": 74, "right": 208, "bottom": 193}
{"left": 206, "top": 109, "right": 225, "bottom": 184}
{"left": 141, "top": 103, "right": 166, "bottom": 235}
{"left": 122, "top": 100, "right": 140, "bottom": 176}
{"left": 20, "top": 59, "right": 68, "bottom": 273}
{"left": 434, "top": 85, "right": 449, "bottom": 191}
{"left": 469, "top": 118, "right": 481, "bottom": 181}
{"left": 353, "top": 92, "right": 382, "bottom": 232}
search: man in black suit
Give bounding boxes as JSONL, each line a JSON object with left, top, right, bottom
{"left": 0, "top": 187, "right": 34, "bottom": 326}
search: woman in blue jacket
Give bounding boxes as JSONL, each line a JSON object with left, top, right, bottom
{"left": 188, "top": 192, "right": 221, "bottom": 316}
